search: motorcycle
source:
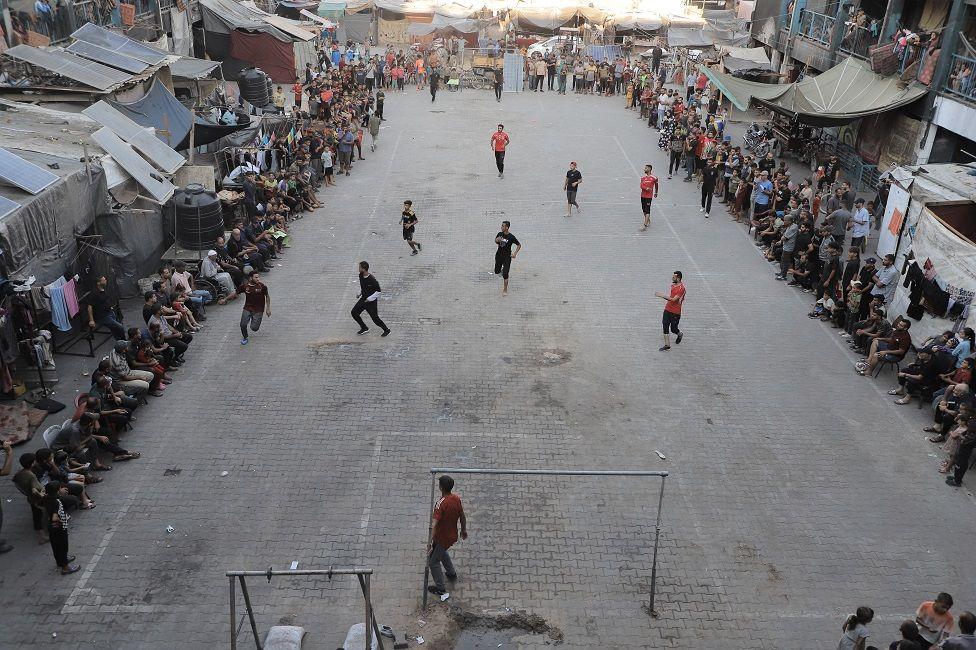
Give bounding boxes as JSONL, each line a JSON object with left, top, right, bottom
{"left": 753, "top": 137, "right": 772, "bottom": 158}
{"left": 743, "top": 122, "right": 772, "bottom": 151}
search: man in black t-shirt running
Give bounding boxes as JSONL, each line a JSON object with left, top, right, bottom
{"left": 401, "top": 200, "right": 422, "bottom": 255}
{"left": 494, "top": 220, "right": 521, "bottom": 296}
{"left": 564, "top": 161, "right": 582, "bottom": 217}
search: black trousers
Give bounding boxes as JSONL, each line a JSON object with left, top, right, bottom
{"left": 701, "top": 185, "right": 714, "bottom": 213}
{"left": 494, "top": 151, "right": 505, "bottom": 174}
{"left": 494, "top": 82, "right": 502, "bottom": 101}
{"left": 547, "top": 70, "right": 555, "bottom": 89}
{"left": 351, "top": 299, "right": 388, "bottom": 332}
{"left": 954, "top": 441, "right": 975, "bottom": 482}
{"left": 48, "top": 525, "right": 69, "bottom": 567}
{"left": 669, "top": 151, "right": 682, "bottom": 175}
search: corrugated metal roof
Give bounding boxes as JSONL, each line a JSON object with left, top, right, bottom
{"left": 5, "top": 44, "right": 130, "bottom": 91}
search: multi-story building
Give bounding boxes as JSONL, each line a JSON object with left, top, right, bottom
{"left": 750, "top": 0, "right": 976, "bottom": 173}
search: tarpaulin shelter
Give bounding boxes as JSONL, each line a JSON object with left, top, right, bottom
{"left": 199, "top": 0, "right": 317, "bottom": 82}
{"left": 510, "top": 6, "right": 608, "bottom": 34}
{"left": 317, "top": 1, "right": 346, "bottom": 19}
{"left": 108, "top": 78, "right": 250, "bottom": 150}
{"left": 719, "top": 45, "right": 772, "bottom": 73}
{"left": 610, "top": 12, "right": 666, "bottom": 35}
{"left": 667, "top": 8, "right": 748, "bottom": 47}
{"left": 697, "top": 57, "right": 929, "bottom": 125}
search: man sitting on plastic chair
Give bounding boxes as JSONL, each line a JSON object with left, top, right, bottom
{"left": 856, "top": 318, "right": 912, "bottom": 377}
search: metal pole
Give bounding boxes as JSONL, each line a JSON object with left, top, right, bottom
{"left": 229, "top": 576, "right": 237, "bottom": 650}
{"left": 364, "top": 573, "right": 373, "bottom": 650}
{"left": 227, "top": 568, "right": 373, "bottom": 577}
{"left": 238, "top": 576, "right": 262, "bottom": 650}
{"left": 648, "top": 475, "right": 667, "bottom": 618}
{"left": 82, "top": 141, "right": 92, "bottom": 184}
{"left": 188, "top": 106, "right": 196, "bottom": 165}
{"left": 421, "top": 473, "right": 437, "bottom": 608}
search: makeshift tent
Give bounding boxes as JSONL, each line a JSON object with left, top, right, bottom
{"left": 109, "top": 79, "right": 249, "bottom": 150}
{"left": 318, "top": 1, "right": 346, "bottom": 19}
{"left": 697, "top": 57, "right": 929, "bottom": 125}
{"left": 611, "top": 12, "right": 666, "bottom": 35}
{"left": 168, "top": 57, "right": 222, "bottom": 80}
{"left": 719, "top": 45, "right": 772, "bottom": 73}
{"left": 199, "top": 0, "right": 316, "bottom": 82}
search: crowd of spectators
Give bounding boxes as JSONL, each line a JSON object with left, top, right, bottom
{"left": 839, "top": 593, "right": 976, "bottom": 649}
{"left": 5, "top": 38, "right": 396, "bottom": 574}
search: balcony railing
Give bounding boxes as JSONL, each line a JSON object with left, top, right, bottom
{"left": 945, "top": 53, "right": 976, "bottom": 102}
{"left": 838, "top": 23, "right": 879, "bottom": 58}
{"left": 797, "top": 9, "right": 834, "bottom": 46}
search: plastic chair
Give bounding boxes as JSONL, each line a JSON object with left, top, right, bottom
{"left": 872, "top": 353, "right": 901, "bottom": 377}
{"left": 41, "top": 424, "right": 61, "bottom": 448}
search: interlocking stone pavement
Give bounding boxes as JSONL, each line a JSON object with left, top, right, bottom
{"left": 1, "top": 85, "right": 974, "bottom": 650}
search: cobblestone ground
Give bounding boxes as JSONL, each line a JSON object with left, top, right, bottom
{"left": 2, "top": 86, "right": 974, "bottom": 649}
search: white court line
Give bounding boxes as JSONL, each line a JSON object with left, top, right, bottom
{"left": 352, "top": 434, "right": 384, "bottom": 561}
{"left": 611, "top": 135, "right": 736, "bottom": 331}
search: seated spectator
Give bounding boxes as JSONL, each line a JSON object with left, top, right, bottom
{"left": 889, "top": 619, "right": 927, "bottom": 649}
{"left": 86, "top": 275, "right": 126, "bottom": 340}
{"left": 226, "top": 228, "right": 268, "bottom": 273}
{"left": 170, "top": 261, "right": 213, "bottom": 319}
{"left": 171, "top": 286, "right": 202, "bottom": 332}
{"left": 147, "top": 303, "right": 190, "bottom": 360}
{"left": 915, "top": 593, "right": 955, "bottom": 645}
{"left": 33, "top": 448, "right": 93, "bottom": 510}
{"left": 108, "top": 340, "right": 154, "bottom": 396}
{"left": 891, "top": 346, "right": 943, "bottom": 405}
{"left": 925, "top": 380, "right": 972, "bottom": 439}
{"left": 53, "top": 449, "right": 99, "bottom": 486}
{"left": 856, "top": 317, "right": 911, "bottom": 376}
{"left": 214, "top": 236, "right": 247, "bottom": 285}
{"left": 200, "top": 249, "right": 236, "bottom": 295}
{"left": 938, "top": 610, "right": 976, "bottom": 650}
{"left": 51, "top": 413, "right": 139, "bottom": 471}
{"left": 89, "top": 380, "right": 135, "bottom": 431}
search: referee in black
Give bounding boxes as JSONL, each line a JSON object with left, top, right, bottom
{"left": 352, "top": 261, "right": 391, "bottom": 336}
{"left": 494, "top": 221, "right": 521, "bottom": 296}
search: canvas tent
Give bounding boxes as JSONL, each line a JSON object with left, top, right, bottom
{"left": 697, "top": 57, "right": 929, "bottom": 125}
{"left": 611, "top": 12, "right": 666, "bottom": 35}
{"left": 719, "top": 45, "right": 772, "bottom": 73}
{"left": 199, "top": 0, "right": 317, "bottom": 82}
{"left": 510, "top": 6, "right": 607, "bottom": 34}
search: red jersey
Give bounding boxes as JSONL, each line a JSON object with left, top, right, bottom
{"left": 432, "top": 493, "right": 464, "bottom": 550}
{"left": 491, "top": 131, "right": 509, "bottom": 152}
{"left": 640, "top": 174, "right": 658, "bottom": 199}
{"left": 664, "top": 282, "right": 685, "bottom": 315}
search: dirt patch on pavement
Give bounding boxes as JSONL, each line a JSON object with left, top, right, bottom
{"left": 401, "top": 605, "right": 563, "bottom": 648}
{"left": 307, "top": 337, "right": 366, "bottom": 351}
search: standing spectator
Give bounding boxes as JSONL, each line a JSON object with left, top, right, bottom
{"left": 837, "top": 606, "right": 873, "bottom": 650}
{"left": 850, "top": 198, "right": 871, "bottom": 251}
{"left": 947, "top": 416, "right": 976, "bottom": 486}
{"left": 869, "top": 254, "right": 899, "bottom": 304}
{"left": 41, "top": 482, "right": 80, "bottom": 575}
{"left": 775, "top": 215, "right": 798, "bottom": 281}
{"left": 426, "top": 474, "right": 467, "bottom": 597}
{"left": 916, "top": 593, "right": 955, "bottom": 645}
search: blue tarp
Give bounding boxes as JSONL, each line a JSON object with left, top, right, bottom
{"left": 109, "top": 79, "right": 248, "bottom": 150}
{"left": 585, "top": 45, "right": 622, "bottom": 62}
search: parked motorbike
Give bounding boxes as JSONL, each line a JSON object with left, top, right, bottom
{"left": 743, "top": 122, "right": 773, "bottom": 151}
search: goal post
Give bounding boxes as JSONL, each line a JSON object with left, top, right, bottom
{"left": 422, "top": 468, "right": 669, "bottom": 615}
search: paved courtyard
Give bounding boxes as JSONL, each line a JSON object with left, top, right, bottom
{"left": 1, "top": 85, "right": 975, "bottom": 649}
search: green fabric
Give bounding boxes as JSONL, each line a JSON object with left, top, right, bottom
{"left": 697, "top": 57, "right": 929, "bottom": 125}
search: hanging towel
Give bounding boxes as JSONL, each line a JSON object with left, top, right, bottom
{"left": 63, "top": 278, "right": 80, "bottom": 317}
{"left": 49, "top": 285, "right": 71, "bottom": 331}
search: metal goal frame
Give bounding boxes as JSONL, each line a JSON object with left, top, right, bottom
{"left": 421, "top": 468, "right": 669, "bottom": 615}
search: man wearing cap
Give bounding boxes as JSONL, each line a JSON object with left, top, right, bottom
{"left": 564, "top": 161, "right": 582, "bottom": 217}
{"left": 850, "top": 198, "right": 871, "bottom": 252}
{"left": 200, "top": 249, "right": 235, "bottom": 296}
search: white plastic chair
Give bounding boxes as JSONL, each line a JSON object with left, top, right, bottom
{"left": 41, "top": 424, "right": 61, "bottom": 448}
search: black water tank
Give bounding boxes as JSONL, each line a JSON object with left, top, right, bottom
{"left": 239, "top": 67, "right": 271, "bottom": 107}
{"left": 173, "top": 184, "right": 224, "bottom": 249}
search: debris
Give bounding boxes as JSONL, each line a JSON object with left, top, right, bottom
{"left": 81, "top": 372, "right": 89, "bottom": 376}
{"left": 220, "top": 471, "right": 229, "bottom": 477}
{"left": 417, "top": 620, "right": 426, "bottom": 628}
{"left": 52, "top": 633, "right": 57, "bottom": 638}
{"left": 165, "top": 526, "right": 174, "bottom": 533}
{"left": 289, "top": 561, "right": 299, "bottom": 570}
{"left": 653, "top": 449, "right": 666, "bottom": 460}
{"left": 124, "top": 555, "right": 128, "bottom": 559}
{"left": 416, "top": 636, "right": 425, "bottom": 644}
{"left": 440, "top": 593, "right": 450, "bottom": 602}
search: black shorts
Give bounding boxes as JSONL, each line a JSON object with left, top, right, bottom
{"left": 494, "top": 254, "right": 512, "bottom": 279}
{"left": 641, "top": 197, "right": 653, "bottom": 214}
{"left": 662, "top": 310, "right": 681, "bottom": 334}
{"left": 324, "top": 167, "right": 334, "bottom": 177}
{"left": 403, "top": 228, "right": 414, "bottom": 241}
{"left": 567, "top": 189, "right": 578, "bottom": 205}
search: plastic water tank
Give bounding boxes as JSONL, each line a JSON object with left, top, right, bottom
{"left": 239, "top": 67, "right": 271, "bottom": 107}
{"left": 173, "top": 184, "right": 224, "bottom": 249}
